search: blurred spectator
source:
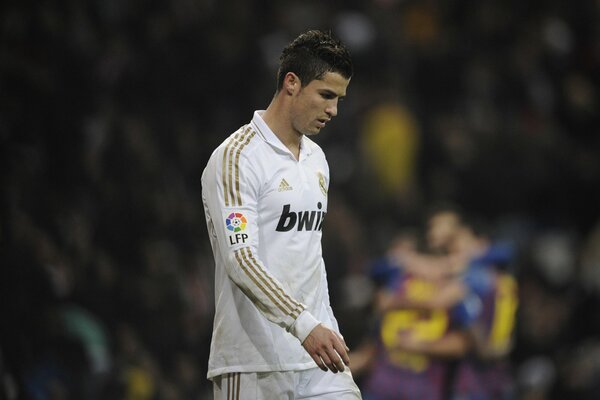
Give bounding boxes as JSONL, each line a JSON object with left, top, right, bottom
{"left": 1, "top": 0, "right": 599, "bottom": 398}
{"left": 359, "top": 102, "right": 420, "bottom": 205}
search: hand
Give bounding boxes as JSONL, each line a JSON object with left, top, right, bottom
{"left": 395, "top": 331, "right": 424, "bottom": 352}
{"left": 302, "top": 324, "right": 350, "bottom": 373}
{"left": 376, "top": 291, "right": 396, "bottom": 314}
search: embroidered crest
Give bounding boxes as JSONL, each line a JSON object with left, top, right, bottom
{"left": 317, "top": 172, "right": 327, "bottom": 196}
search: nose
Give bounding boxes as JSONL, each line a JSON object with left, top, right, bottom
{"left": 325, "top": 99, "right": 338, "bottom": 118}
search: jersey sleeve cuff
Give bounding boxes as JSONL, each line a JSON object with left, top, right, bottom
{"left": 289, "top": 310, "right": 320, "bottom": 343}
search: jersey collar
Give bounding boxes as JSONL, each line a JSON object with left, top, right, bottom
{"left": 251, "top": 111, "right": 313, "bottom": 160}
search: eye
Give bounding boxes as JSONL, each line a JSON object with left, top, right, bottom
{"left": 320, "top": 91, "right": 336, "bottom": 100}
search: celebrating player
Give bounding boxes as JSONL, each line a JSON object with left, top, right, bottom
{"left": 350, "top": 206, "right": 518, "bottom": 399}
{"left": 201, "top": 30, "right": 361, "bottom": 399}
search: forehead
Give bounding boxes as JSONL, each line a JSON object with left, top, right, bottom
{"left": 306, "top": 72, "right": 350, "bottom": 96}
{"left": 430, "top": 212, "right": 460, "bottom": 227}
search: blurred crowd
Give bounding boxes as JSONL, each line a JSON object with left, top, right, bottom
{"left": 1, "top": 0, "right": 599, "bottom": 399}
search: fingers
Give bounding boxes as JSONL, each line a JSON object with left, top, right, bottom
{"left": 336, "top": 332, "right": 350, "bottom": 365}
{"left": 309, "top": 353, "right": 328, "bottom": 372}
{"left": 332, "top": 335, "right": 350, "bottom": 367}
{"left": 302, "top": 325, "right": 351, "bottom": 373}
{"left": 319, "top": 352, "right": 339, "bottom": 373}
{"left": 308, "top": 343, "right": 340, "bottom": 373}
{"left": 321, "top": 335, "right": 347, "bottom": 373}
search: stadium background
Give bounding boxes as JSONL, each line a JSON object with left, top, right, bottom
{"left": 1, "top": 0, "right": 599, "bottom": 398}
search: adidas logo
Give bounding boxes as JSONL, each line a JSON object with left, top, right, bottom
{"left": 278, "top": 178, "right": 293, "bottom": 192}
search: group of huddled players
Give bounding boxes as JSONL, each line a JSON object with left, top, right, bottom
{"left": 351, "top": 205, "right": 519, "bottom": 400}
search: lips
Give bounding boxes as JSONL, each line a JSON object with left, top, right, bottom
{"left": 317, "top": 118, "right": 329, "bottom": 127}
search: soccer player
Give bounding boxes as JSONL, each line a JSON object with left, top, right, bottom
{"left": 201, "top": 30, "right": 361, "bottom": 399}
{"left": 353, "top": 235, "right": 474, "bottom": 400}
{"left": 446, "top": 222, "right": 519, "bottom": 400}
{"left": 388, "top": 210, "right": 518, "bottom": 400}
{"left": 349, "top": 209, "right": 492, "bottom": 400}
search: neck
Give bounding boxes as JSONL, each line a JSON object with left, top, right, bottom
{"left": 262, "top": 96, "right": 302, "bottom": 160}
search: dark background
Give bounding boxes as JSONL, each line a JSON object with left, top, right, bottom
{"left": 1, "top": 0, "right": 599, "bottom": 398}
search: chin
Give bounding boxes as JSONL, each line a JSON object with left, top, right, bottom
{"left": 305, "top": 127, "right": 322, "bottom": 136}
{"left": 296, "top": 123, "right": 321, "bottom": 136}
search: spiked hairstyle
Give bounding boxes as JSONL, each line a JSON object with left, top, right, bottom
{"left": 276, "top": 30, "right": 353, "bottom": 91}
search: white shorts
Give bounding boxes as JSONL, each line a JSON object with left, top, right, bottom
{"left": 213, "top": 367, "right": 362, "bottom": 400}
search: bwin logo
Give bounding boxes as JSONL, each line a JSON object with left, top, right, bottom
{"left": 276, "top": 203, "right": 326, "bottom": 232}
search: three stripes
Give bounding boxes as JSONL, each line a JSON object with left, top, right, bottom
{"left": 234, "top": 247, "right": 305, "bottom": 320}
{"left": 222, "top": 126, "right": 256, "bottom": 207}
{"left": 226, "top": 372, "right": 240, "bottom": 400}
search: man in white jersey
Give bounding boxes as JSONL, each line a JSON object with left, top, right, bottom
{"left": 201, "top": 30, "right": 361, "bottom": 399}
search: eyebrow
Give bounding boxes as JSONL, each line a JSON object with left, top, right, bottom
{"left": 321, "top": 89, "right": 345, "bottom": 99}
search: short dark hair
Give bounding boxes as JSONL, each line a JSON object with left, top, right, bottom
{"left": 425, "top": 202, "right": 464, "bottom": 224}
{"left": 276, "top": 30, "right": 353, "bottom": 91}
{"left": 426, "top": 202, "right": 491, "bottom": 239}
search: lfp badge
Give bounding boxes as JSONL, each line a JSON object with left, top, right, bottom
{"left": 226, "top": 212, "right": 247, "bottom": 232}
{"left": 225, "top": 212, "right": 248, "bottom": 246}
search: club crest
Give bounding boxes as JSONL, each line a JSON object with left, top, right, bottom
{"left": 317, "top": 172, "right": 327, "bottom": 196}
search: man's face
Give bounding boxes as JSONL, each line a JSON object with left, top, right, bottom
{"left": 427, "top": 212, "right": 461, "bottom": 252}
{"left": 290, "top": 72, "right": 349, "bottom": 136}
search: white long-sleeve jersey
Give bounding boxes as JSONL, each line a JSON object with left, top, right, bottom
{"left": 201, "top": 111, "right": 340, "bottom": 379}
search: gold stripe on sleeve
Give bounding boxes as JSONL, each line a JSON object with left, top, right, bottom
{"left": 222, "top": 140, "right": 230, "bottom": 207}
{"left": 240, "top": 248, "right": 303, "bottom": 319}
{"left": 236, "top": 372, "right": 241, "bottom": 400}
{"left": 222, "top": 126, "right": 249, "bottom": 206}
{"left": 234, "top": 249, "right": 292, "bottom": 317}
{"left": 227, "top": 137, "right": 239, "bottom": 206}
{"left": 227, "top": 127, "right": 250, "bottom": 206}
{"left": 233, "top": 130, "right": 256, "bottom": 206}
{"left": 221, "top": 126, "right": 256, "bottom": 207}
{"left": 222, "top": 130, "right": 242, "bottom": 207}
{"left": 246, "top": 250, "right": 305, "bottom": 317}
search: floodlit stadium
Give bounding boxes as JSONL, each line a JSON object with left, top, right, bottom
{"left": 1, "top": 1, "right": 599, "bottom": 399}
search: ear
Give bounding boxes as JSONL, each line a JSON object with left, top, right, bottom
{"left": 283, "top": 72, "right": 300, "bottom": 95}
